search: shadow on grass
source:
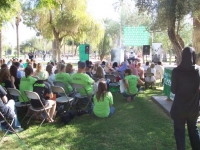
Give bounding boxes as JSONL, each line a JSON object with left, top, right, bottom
{"left": 0, "top": 87, "right": 193, "bottom": 150}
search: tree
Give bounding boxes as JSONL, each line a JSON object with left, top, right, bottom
{"left": 0, "top": 0, "right": 20, "bottom": 58}
{"left": 98, "top": 31, "right": 112, "bottom": 61}
{"left": 136, "top": 0, "right": 200, "bottom": 65}
{"left": 23, "top": 0, "right": 90, "bottom": 62}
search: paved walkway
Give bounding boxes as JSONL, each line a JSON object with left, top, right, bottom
{"left": 152, "top": 95, "right": 200, "bottom": 122}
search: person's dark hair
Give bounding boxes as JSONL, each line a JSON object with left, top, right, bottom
{"left": 10, "top": 65, "right": 18, "bottom": 78}
{"left": 13, "top": 61, "right": 20, "bottom": 68}
{"left": 146, "top": 62, "right": 149, "bottom": 66}
{"left": 19, "top": 59, "right": 22, "bottom": 63}
{"left": 0, "top": 68, "right": 11, "bottom": 83}
{"left": 46, "top": 64, "right": 53, "bottom": 75}
{"left": 158, "top": 61, "right": 162, "bottom": 65}
{"left": 85, "top": 60, "right": 90, "bottom": 66}
{"left": 96, "top": 81, "right": 107, "bottom": 102}
{"left": 24, "top": 66, "right": 33, "bottom": 78}
{"left": 125, "top": 69, "right": 132, "bottom": 75}
{"left": 101, "top": 61, "right": 106, "bottom": 65}
{"left": 112, "top": 62, "right": 118, "bottom": 68}
{"left": 89, "top": 61, "right": 92, "bottom": 66}
{"left": 50, "top": 61, "right": 55, "bottom": 66}
{"left": 58, "top": 63, "right": 65, "bottom": 72}
{"left": 65, "top": 63, "right": 73, "bottom": 74}
{"left": 1, "top": 64, "right": 8, "bottom": 69}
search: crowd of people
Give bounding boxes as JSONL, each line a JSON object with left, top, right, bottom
{"left": 0, "top": 57, "right": 165, "bottom": 133}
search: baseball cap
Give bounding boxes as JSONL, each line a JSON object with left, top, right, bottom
{"left": 78, "top": 62, "right": 86, "bottom": 69}
{"left": 37, "top": 71, "right": 49, "bottom": 80}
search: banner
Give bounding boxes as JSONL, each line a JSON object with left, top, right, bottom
{"left": 163, "top": 67, "right": 175, "bottom": 100}
{"left": 152, "top": 43, "right": 163, "bottom": 63}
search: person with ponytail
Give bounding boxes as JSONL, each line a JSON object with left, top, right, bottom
{"left": 19, "top": 66, "right": 37, "bottom": 103}
{"left": 93, "top": 80, "right": 115, "bottom": 118}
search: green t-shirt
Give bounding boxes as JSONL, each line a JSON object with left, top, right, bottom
{"left": 55, "top": 72, "right": 73, "bottom": 94}
{"left": 71, "top": 73, "right": 94, "bottom": 96}
{"left": 93, "top": 92, "right": 113, "bottom": 118}
{"left": 19, "top": 76, "right": 37, "bottom": 102}
{"left": 125, "top": 75, "right": 139, "bottom": 95}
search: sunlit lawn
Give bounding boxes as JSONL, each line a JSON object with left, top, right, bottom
{"left": 0, "top": 87, "right": 195, "bottom": 150}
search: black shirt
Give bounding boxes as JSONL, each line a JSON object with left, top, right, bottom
{"left": 31, "top": 80, "right": 52, "bottom": 108}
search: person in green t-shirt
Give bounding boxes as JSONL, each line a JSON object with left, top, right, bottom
{"left": 71, "top": 62, "right": 94, "bottom": 96}
{"left": 93, "top": 80, "right": 115, "bottom": 118}
{"left": 54, "top": 63, "right": 73, "bottom": 95}
{"left": 123, "top": 69, "right": 144, "bottom": 102}
{"left": 19, "top": 66, "right": 37, "bottom": 102}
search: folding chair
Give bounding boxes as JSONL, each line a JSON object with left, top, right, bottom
{"left": 7, "top": 88, "right": 29, "bottom": 108}
{"left": 53, "top": 81, "right": 74, "bottom": 96}
{"left": 51, "top": 86, "right": 75, "bottom": 111}
{"left": 71, "top": 83, "right": 94, "bottom": 109}
{"left": 0, "top": 112, "right": 20, "bottom": 142}
{"left": 144, "top": 73, "right": 156, "bottom": 89}
{"left": 24, "top": 91, "right": 52, "bottom": 128}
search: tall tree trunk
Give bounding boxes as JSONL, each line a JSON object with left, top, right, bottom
{"left": 0, "top": 24, "right": 2, "bottom": 59}
{"left": 193, "top": 14, "right": 200, "bottom": 65}
{"left": 167, "top": 0, "right": 182, "bottom": 65}
{"left": 72, "top": 40, "right": 74, "bottom": 56}
{"left": 74, "top": 46, "right": 78, "bottom": 56}
{"left": 52, "top": 39, "right": 57, "bottom": 62}
{"left": 16, "top": 23, "right": 20, "bottom": 58}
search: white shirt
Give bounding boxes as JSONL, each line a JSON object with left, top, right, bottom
{"left": 155, "top": 65, "right": 164, "bottom": 79}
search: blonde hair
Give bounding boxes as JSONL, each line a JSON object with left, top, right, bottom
{"left": 96, "top": 66, "right": 104, "bottom": 78}
{"left": 93, "top": 63, "right": 99, "bottom": 71}
{"left": 150, "top": 63, "right": 155, "bottom": 68}
{"left": 36, "top": 63, "right": 43, "bottom": 73}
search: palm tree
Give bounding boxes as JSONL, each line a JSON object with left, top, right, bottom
{"left": 15, "top": 15, "right": 21, "bottom": 58}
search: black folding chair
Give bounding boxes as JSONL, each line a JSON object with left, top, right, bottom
{"left": 24, "top": 91, "right": 53, "bottom": 128}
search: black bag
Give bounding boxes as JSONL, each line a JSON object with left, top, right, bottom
{"left": 60, "top": 110, "right": 75, "bottom": 125}
{"left": 60, "top": 111, "right": 71, "bottom": 125}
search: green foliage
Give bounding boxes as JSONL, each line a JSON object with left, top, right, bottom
{"left": 0, "top": 0, "right": 16, "bottom": 10}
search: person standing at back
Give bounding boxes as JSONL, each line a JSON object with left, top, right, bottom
{"left": 170, "top": 47, "right": 200, "bottom": 150}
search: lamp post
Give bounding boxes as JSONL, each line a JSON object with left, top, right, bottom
{"left": 15, "top": 15, "right": 21, "bottom": 58}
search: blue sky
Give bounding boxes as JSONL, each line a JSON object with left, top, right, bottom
{"left": 2, "top": 0, "right": 119, "bottom": 47}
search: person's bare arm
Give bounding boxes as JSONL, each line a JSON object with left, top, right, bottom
{"left": 138, "top": 79, "right": 144, "bottom": 86}
{"left": 2, "top": 95, "right": 8, "bottom": 103}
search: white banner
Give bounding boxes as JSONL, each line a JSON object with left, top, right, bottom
{"left": 152, "top": 43, "right": 163, "bottom": 63}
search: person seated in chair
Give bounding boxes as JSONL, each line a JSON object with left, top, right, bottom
{"left": 55, "top": 63, "right": 73, "bottom": 96}
{"left": 32, "top": 71, "right": 56, "bottom": 123}
{"left": 71, "top": 62, "right": 94, "bottom": 105}
{"left": 19, "top": 66, "right": 37, "bottom": 103}
{"left": 71, "top": 62, "right": 94, "bottom": 96}
{"left": 0, "top": 85, "right": 23, "bottom": 132}
{"left": 123, "top": 69, "right": 144, "bottom": 102}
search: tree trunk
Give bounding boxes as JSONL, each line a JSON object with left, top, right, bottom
{"left": 193, "top": 15, "right": 200, "bottom": 65}
{"left": 72, "top": 40, "right": 74, "bottom": 56}
{"left": 16, "top": 23, "right": 20, "bottom": 58}
{"left": 0, "top": 24, "right": 2, "bottom": 59}
{"left": 74, "top": 46, "right": 78, "bottom": 56}
{"left": 52, "top": 39, "right": 57, "bottom": 62}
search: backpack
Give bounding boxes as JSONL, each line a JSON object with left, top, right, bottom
{"left": 60, "top": 110, "right": 75, "bottom": 125}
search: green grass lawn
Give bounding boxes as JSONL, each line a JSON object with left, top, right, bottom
{"left": 0, "top": 87, "right": 195, "bottom": 150}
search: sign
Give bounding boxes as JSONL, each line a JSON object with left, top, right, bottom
{"left": 123, "top": 26, "right": 149, "bottom": 46}
{"left": 79, "top": 44, "right": 89, "bottom": 62}
{"left": 163, "top": 67, "right": 175, "bottom": 100}
{"left": 152, "top": 43, "right": 163, "bottom": 63}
